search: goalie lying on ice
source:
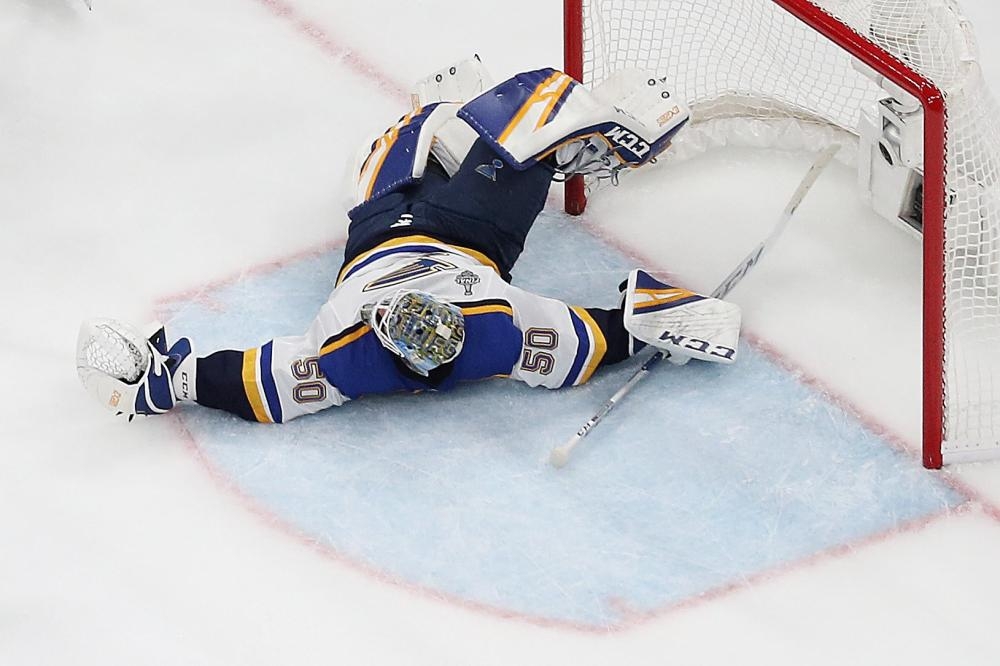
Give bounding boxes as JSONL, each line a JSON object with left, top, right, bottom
{"left": 77, "top": 59, "right": 741, "bottom": 423}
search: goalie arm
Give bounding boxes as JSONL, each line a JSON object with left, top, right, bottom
{"left": 506, "top": 302, "right": 634, "bottom": 389}
{"left": 191, "top": 322, "right": 350, "bottom": 424}
{"left": 75, "top": 317, "right": 348, "bottom": 424}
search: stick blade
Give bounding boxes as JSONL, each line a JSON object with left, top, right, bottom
{"left": 549, "top": 446, "right": 571, "bottom": 468}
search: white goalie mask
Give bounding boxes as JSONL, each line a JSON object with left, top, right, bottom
{"left": 361, "top": 290, "right": 466, "bottom": 376}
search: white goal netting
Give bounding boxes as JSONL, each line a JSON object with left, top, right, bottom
{"left": 574, "top": 0, "right": 1000, "bottom": 464}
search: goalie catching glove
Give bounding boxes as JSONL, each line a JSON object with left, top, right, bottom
{"left": 623, "top": 269, "right": 741, "bottom": 364}
{"left": 76, "top": 320, "right": 194, "bottom": 419}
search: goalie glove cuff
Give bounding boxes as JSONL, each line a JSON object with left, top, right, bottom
{"left": 622, "top": 269, "right": 741, "bottom": 364}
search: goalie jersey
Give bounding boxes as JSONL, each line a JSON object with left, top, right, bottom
{"left": 193, "top": 237, "right": 632, "bottom": 423}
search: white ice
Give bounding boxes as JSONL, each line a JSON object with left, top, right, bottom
{"left": 3, "top": 0, "right": 1000, "bottom": 664}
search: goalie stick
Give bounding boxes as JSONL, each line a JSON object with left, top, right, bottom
{"left": 549, "top": 144, "right": 840, "bottom": 468}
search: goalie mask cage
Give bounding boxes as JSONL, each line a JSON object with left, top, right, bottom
{"left": 563, "top": 0, "right": 1000, "bottom": 468}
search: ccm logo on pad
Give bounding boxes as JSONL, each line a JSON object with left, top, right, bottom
{"left": 658, "top": 331, "right": 736, "bottom": 361}
{"left": 605, "top": 126, "right": 651, "bottom": 160}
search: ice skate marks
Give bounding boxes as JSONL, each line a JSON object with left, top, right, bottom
{"left": 161, "top": 213, "right": 962, "bottom": 629}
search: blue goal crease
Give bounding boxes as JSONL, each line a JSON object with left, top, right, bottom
{"left": 161, "top": 211, "right": 963, "bottom": 628}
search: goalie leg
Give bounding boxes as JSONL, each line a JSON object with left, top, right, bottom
{"left": 421, "top": 137, "right": 554, "bottom": 276}
{"left": 343, "top": 136, "right": 555, "bottom": 282}
{"left": 457, "top": 67, "right": 691, "bottom": 180}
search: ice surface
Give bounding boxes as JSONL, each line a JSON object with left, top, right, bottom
{"left": 162, "top": 214, "right": 960, "bottom": 628}
{"left": 4, "top": 0, "right": 1000, "bottom": 664}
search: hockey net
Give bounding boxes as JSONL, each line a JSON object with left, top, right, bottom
{"left": 564, "top": 0, "right": 1000, "bottom": 467}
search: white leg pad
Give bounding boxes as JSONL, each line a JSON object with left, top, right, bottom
{"left": 410, "top": 55, "right": 495, "bottom": 107}
{"left": 457, "top": 67, "right": 690, "bottom": 171}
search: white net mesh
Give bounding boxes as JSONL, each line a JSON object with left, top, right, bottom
{"left": 576, "top": 0, "right": 1000, "bottom": 462}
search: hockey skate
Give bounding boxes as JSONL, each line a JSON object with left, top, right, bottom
{"left": 77, "top": 320, "right": 193, "bottom": 419}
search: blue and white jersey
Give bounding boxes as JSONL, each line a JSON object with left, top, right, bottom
{"left": 232, "top": 237, "right": 610, "bottom": 423}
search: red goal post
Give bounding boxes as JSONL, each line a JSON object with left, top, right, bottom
{"left": 562, "top": 0, "right": 1000, "bottom": 468}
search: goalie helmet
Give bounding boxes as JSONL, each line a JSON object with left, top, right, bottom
{"left": 361, "top": 290, "right": 465, "bottom": 376}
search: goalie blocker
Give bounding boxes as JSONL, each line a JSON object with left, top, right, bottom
{"left": 623, "top": 269, "right": 741, "bottom": 364}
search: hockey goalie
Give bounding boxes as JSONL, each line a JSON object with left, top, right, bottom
{"left": 77, "top": 58, "right": 741, "bottom": 424}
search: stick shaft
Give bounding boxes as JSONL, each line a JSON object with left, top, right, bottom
{"left": 711, "top": 145, "right": 839, "bottom": 300}
{"left": 551, "top": 145, "right": 839, "bottom": 466}
{"left": 550, "top": 350, "right": 665, "bottom": 464}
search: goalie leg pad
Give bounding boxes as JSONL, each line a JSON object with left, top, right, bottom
{"left": 457, "top": 67, "right": 690, "bottom": 176}
{"left": 410, "top": 55, "right": 495, "bottom": 107}
{"left": 623, "top": 270, "right": 741, "bottom": 364}
{"left": 350, "top": 102, "right": 467, "bottom": 210}
{"left": 407, "top": 56, "right": 495, "bottom": 178}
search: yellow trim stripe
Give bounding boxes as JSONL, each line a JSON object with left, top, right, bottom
{"left": 636, "top": 287, "right": 694, "bottom": 296}
{"left": 538, "top": 131, "right": 630, "bottom": 167}
{"left": 357, "top": 140, "right": 380, "bottom": 185}
{"left": 436, "top": 244, "right": 499, "bottom": 274}
{"left": 497, "top": 71, "right": 568, "bottom": 145}
{"left": 320, "top": 325, "right": 371, "bottom": 357}
{"left": 337, "top": 235, "right": 501, "bottom": 284}
{"left": 534, "top": 74, "right": 573, "bottom": 131}
{"left": 634, "top": 287, "right": 698, "bottom": 310}
{"left": 571, "top": 306, "right": 608, "bottom": 384}
{"left": 360, "top": 108, "right": 421, "bottom": 200}
{"left": 360, "top": 129, "right": 397, "bottom": 200}
{"left": 635, "top": 298, "right": 689, "bottom": 310}
{"left": 241, "top": 348, "right": 272, "bottom": 424}
{"left": 461, "top": 303, "right": 514, "bottom": 317}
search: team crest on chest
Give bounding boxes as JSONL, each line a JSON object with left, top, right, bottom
{"left": 455, "top": 270, "right": 481, "bottom": 295}
{"left": 363, "top": 255, "right": 458, "bottom": 292}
